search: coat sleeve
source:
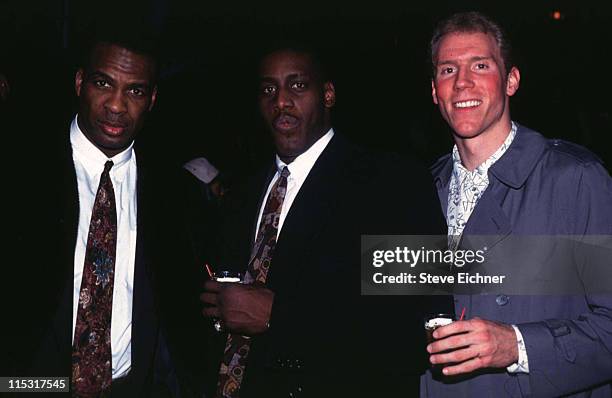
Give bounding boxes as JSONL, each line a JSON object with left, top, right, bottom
{"left": 517, "top": 159, "right": 612, "bottom": 396}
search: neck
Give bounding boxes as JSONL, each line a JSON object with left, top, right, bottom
{"left": 278, "top": 124, "right": 331, "bottom": 165}
{"left": 455, "top": 119, "right": 512, "bottom": 171}
{"left": 279, "top": 154, "right": 297, "bottom": 164}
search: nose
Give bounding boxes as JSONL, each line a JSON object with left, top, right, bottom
{"left": 104, "top": 89, "right": 127, "bottom": 114}
{"left": 454, "top": 68, "right": 474, "bottom": 90}
{"left": 275, "top": 87, "right": 294, "bottom": 110}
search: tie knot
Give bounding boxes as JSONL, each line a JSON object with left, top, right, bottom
{"left": 279, "top": 166, "right": 290, "bottom": 179}
{"left": 103, "top": 160, "right": 114, "bottom": 174}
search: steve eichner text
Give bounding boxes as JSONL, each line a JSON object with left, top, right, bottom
{"left": 372, "top": 272, "right": 506, "bottom": 284}
{"left": 372, "top": 247, "right": 485, "bottom": 268}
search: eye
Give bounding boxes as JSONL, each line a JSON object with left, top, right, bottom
{"left": 94, "top": 80, "right": 111, "bottom": 88}
{"left": 291, "top": 81, "right": 306, "bottom": 90}
{"left": 439, "top": 66, "right": 455, "bottom": 76}
{"left": 474, "top": 63, "right": 489, "bottom": 70}
{"left": 261, "top": 85, "right": 276, "bottom": 95}
{"left": 129, "top": 88, "right": 145, "bottom": 97}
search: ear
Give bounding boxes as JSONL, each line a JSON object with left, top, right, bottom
{"left": 431, "top": 79, "right": 439, "bottom": 105}
{"left": 75, "top": 69, "right": 84, "bottom": 97}
{"left": 506, "top": 67, "right": 520, "bottom": 97}
{"left": 323, "top": 82, "right": 336, "bottom": 108}
{"left": 148, "top": 85, "right": 158, "bottom": 111}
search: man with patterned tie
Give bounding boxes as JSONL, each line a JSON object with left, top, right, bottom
{"left": 424, "top": 11, "right": 612, "bottom": 397}
{"left": 200, "top": 44, "right": 447, "bottom": 397}
{"left": 7, "top": 27, "right": 202, "bottom": 397}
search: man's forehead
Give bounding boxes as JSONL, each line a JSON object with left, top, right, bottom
{"left": 259, "top": 51, "right": 317, "bottom": 77}
{"left": 436, "top": 32, "right": 500, "bottom": 63}
{"left": 88, "top": 43, "right": 155, "bottom": 80}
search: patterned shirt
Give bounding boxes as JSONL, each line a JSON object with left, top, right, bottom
{"left": 445, "top": 121, "right": 529, "bottom": 374}
{"left": 447, "top": 122, "right": 517, "bottom": 249}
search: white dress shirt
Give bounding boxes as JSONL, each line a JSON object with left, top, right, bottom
{"left": 254, "top": 128, "right": 334, "bottom": 240}
{"left": 70, "top": 116, "right": 137, "bottom": 379}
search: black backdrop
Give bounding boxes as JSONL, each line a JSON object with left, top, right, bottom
{"left": 2, "top": 0, "right": 611, "bottom": 181}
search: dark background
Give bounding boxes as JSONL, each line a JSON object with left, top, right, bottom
{"left": 2, "top": 0, "right": 611, "bottom": 180}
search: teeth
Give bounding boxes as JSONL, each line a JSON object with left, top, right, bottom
{"left": 454, "top": 100, "right": 482, "bottom": 108}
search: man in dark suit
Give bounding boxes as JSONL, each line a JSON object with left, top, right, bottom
{"left": 5, "top": 31, "right": 202, "bottom": 397}
{"left": 423, "top": 11, "right": 612, "bottom": 397}
{"left": 200, "top": 45, "right": 448, "bottom": 397}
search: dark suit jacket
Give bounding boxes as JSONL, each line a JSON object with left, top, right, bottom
{"left": 203, "top": 133, "right": 450, "bottom": 398}
{"left": 4, "top": 128, "right": 203, "bottom": 397}
{"left": 424, "top": 125, "right": 612, "bottom": 397}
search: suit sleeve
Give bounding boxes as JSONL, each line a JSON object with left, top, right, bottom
{"left": 517, "top": 160, "right": 612, "bottom": 396}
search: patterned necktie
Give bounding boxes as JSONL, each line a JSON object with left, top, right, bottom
{"left": 216, "top": 166, "right": 290, "bottom": 398}
{"left": 72, "top": 160, "right": 117, "bottom": 397}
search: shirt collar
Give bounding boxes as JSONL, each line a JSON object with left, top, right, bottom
{"left": 452, "top": 121, "right": 518, "bottom": 178}
{"left": 70, "top": 114, "right": 134, "bottom": 176}
{"left": 275, "top": 128, "right": 334, "bottom": 180}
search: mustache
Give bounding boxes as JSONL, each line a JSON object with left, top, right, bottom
{"left": 273, "top": 112, "right": 299, "bottom": 123}
{"left": 99, "top": 116, "right": 128, "bottom": 127}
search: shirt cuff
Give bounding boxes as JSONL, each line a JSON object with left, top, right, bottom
{"left": 507, "top": 324, "right": 529, "bottom": 373}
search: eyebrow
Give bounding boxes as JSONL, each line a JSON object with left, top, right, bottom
{"left": 259, "top": 77, "right": 277, "bottom": 83}
{"left": 285, "top": 73, "right": 308, "bottom": 80}
{"left": 86, "top": 70, "right": 152, "bottom": 89}
{"left": 259, "top": 73, "right": 310, "bottom": 81}
{"left": 86, "top": 71, "right": 115, "bottom": 82}
{"left": 436, "top": 55, "right": 494, "bottom": 66}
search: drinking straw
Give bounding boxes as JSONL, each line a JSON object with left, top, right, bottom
{"left": 204, "top": 263, "right": 214, "bottom": 278}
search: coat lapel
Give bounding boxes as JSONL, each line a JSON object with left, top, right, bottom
{"left": 431, "top": 141, "right": 513, "bottom": 251}
{"left": 459, "top": 182, "right": 513, "bottom": 251}
{"left": 267, "top": 135, "right": 352, "bottom": 289}
{"left": 129, "top": 148, "right": 158, "bottom": 394}
{"left": 53, "top": 137, "right": 80, "bottom": 373}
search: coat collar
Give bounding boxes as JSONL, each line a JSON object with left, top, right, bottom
{"left": 488, "top": 124, "right": 548, "bottom": 189}
{"left": 431, "top": 123, "right": 549, "bottom": 246}
{"left": 432, "top": 123, "right": 548, "bottom": 190}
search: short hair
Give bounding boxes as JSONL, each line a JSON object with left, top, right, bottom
{"left": 78, "top": 20, "right": 160, "bottom": 82}
{"left": 258, "top": 40, "right": 333, "bottom": 84}
{"left": 430, "top": 11, "right": 514, "bottom": 77}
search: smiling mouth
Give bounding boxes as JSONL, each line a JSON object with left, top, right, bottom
{"left": 453, "top": 100, "right": 482, "bottom": 109}
{"left": 273, "top": 114, "right": 299, "bottom": 131}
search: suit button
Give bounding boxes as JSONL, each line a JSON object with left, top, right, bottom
{"left": 496, "top": 294, "right": 509, "bottom": 306}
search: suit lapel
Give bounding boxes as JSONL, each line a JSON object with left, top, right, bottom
{"left": 129, "top": 148, "right": 158, "bottom": 394}
{"left": 267, "top": 135, "right": 351, "bottom": 288}
{"left": 52, "top": 137, "right": 80, "bottom": 373}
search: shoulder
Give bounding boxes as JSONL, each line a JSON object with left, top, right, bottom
{"left": 515, "top": 125, "right": 607, "bottom": 177}
{"left": 543, "top": 138, "right": 604, "bottom": 167}
{"left": 536, "top": 136, "right": 610, "bottom": 189}
{"left": 521, "top": 127, "right": 612, "bottom": 208}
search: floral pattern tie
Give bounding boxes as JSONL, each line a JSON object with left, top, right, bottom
{"left": 216, "top": 166, "right": 290, "bottom": 398}
{"left": 72, "top": 161, "right": 117, "bottom": 397}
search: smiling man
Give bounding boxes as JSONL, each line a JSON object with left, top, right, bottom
{"left": 424, "top": 11, "right": 612, "bottom": 397}
{"left": 200, "top": 45, "right": 447, "bottom": 397}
